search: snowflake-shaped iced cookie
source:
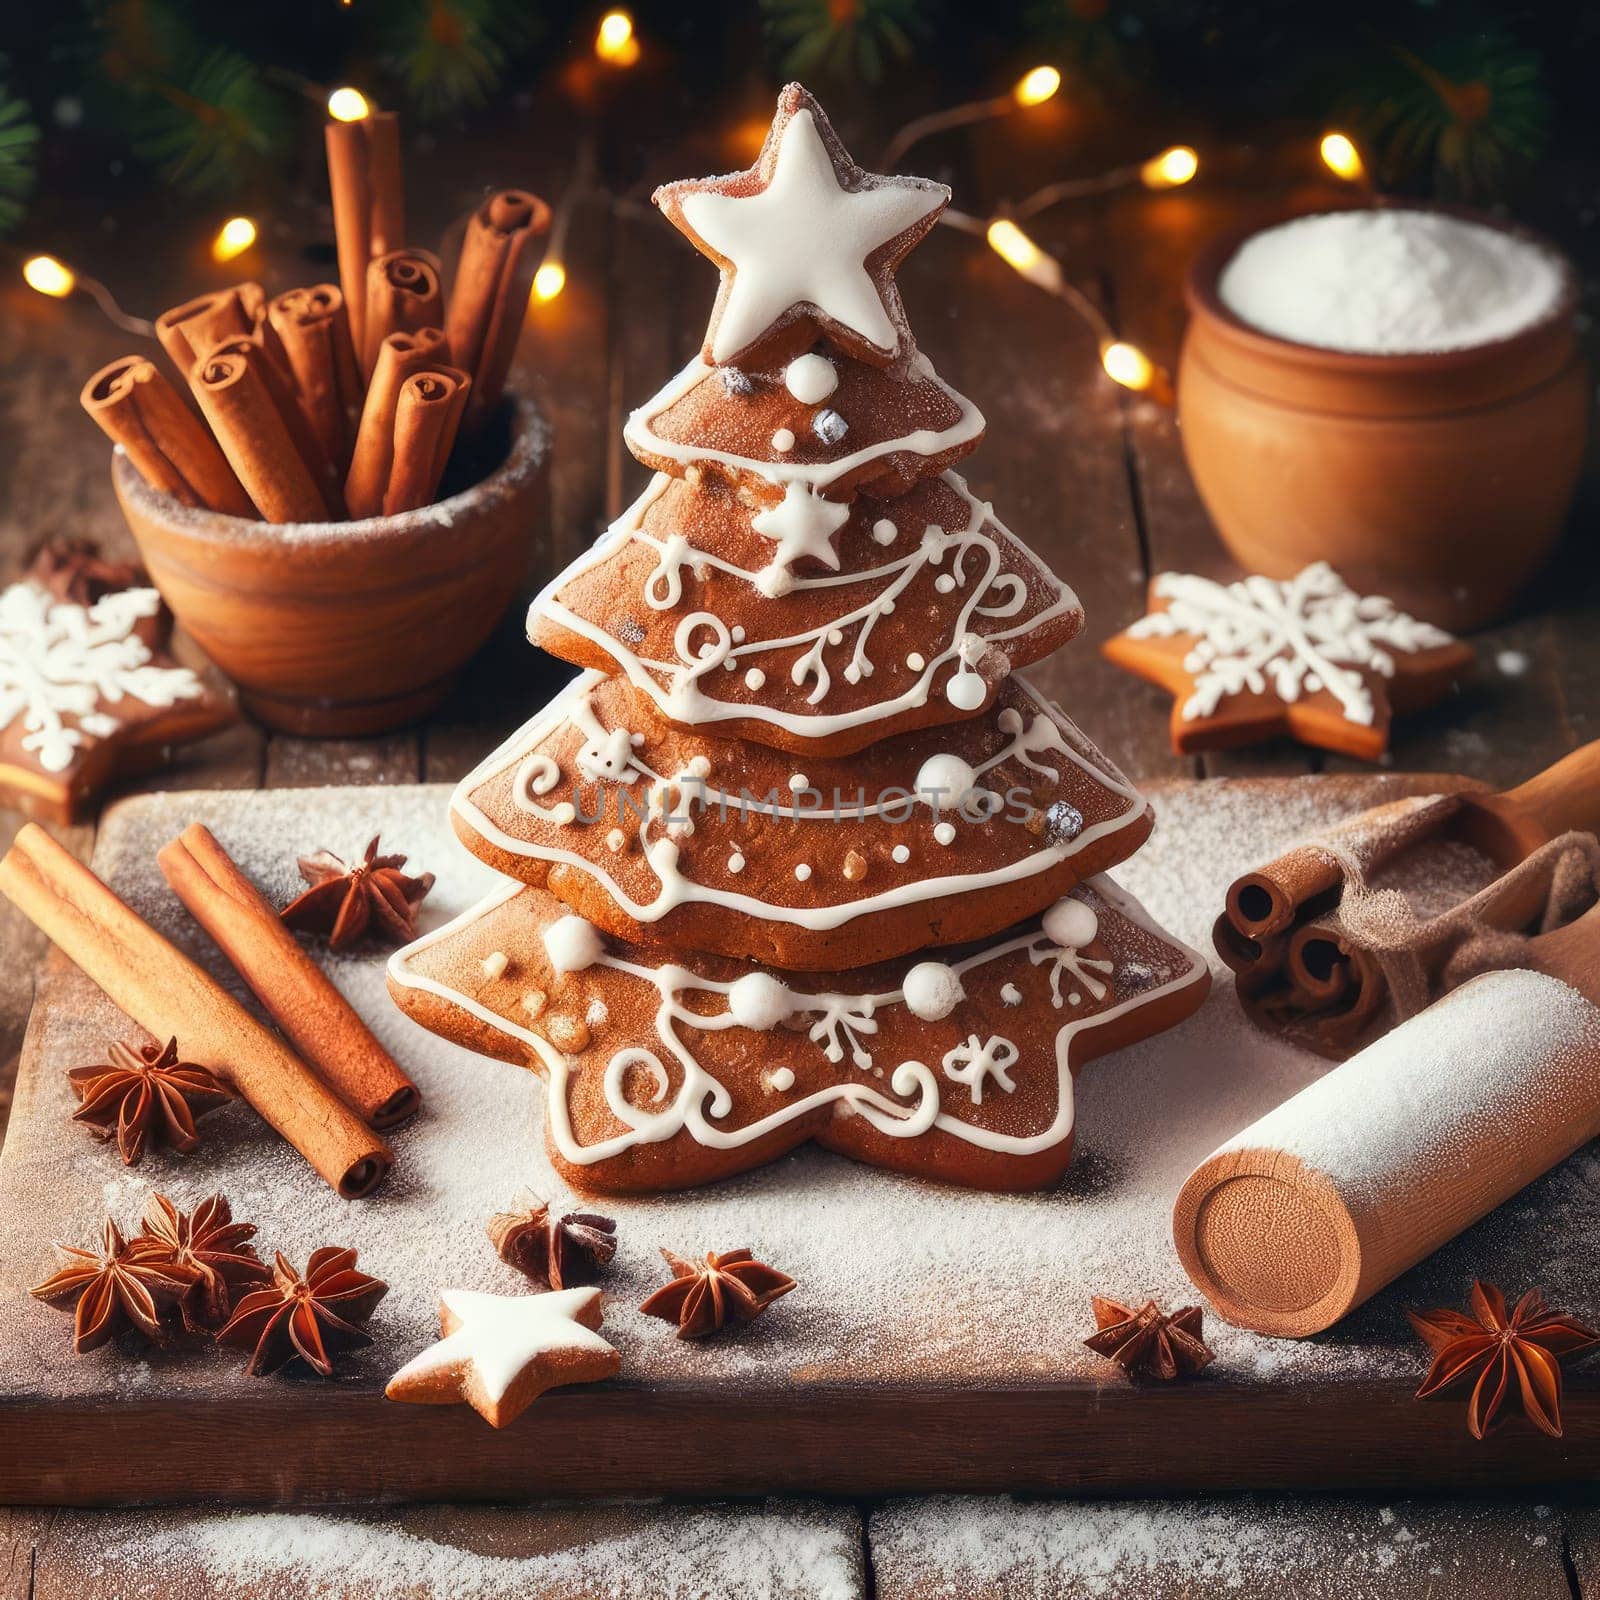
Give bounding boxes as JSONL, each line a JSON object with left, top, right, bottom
{"left": 0, "top": 579, "right": 231, "bottom": 821}
{"left": 1102, "top": 563, "right": 1474, "bottom": 761}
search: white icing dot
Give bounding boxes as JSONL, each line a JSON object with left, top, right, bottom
{"left": 1001, "top": 983, "right": 1023, "bottom": 1006}
{"left": 935, "top": 575, "right": 956, "bottom": 594}
{"left": 727, "top": 972, "right": 795, "bottom": 1030}
{"left": 784, "top": 352, "right": 838, "bottom": 404}
{"left": 891, "top": 844, "right": 911, "bottom": 864}
{"left": 788, "top": 773, "right": 809, "bottom": 792}
{"left": 744, "top": 668, "right": 766, "bottom": 690}
{"left": 728, "top": 851, "right": 746, "bottom": 873}
{"left": 827, "top": 629, "right": 843, "bottom": 646}
{"left": 794, "top": 862, "right": 812, "bottom": 881}
{"left": 903, "top": 961, "right": 964, "bottom": 1022}
{"left": 766, "top": 1066, "right": 797, "bottom": 1093}
{"left": 723, "top": 658, "right": 737, "bottom": 670}
{"left": 549, "top": 801, "right": 577, "bottom": 825}
{"left": 946, "top": 669, "right": 986, "bottom": 711}
{"left": 606, "top": 829, "right": 625, "bottom": 853}
{"left": 933, "top": 821, "right": 957, "bottom": 846}
{"left": 915, "top": 753, "right": 979, "bottom": 811}
{"left": 844, "top": 663, "right": 862, "bottom": 684}
{"left": 905, "top": 652, "right": 926, "bottom": 671}
{"left": 544, "top": 914, "right": 604, "bottom": 975}
{"left": 872, "top": 519, "right": 897, "bottom": 545}
{"left": 1043, "top": 897, "right": 1099, "bottom": 949}
{"left": 481, "top": 950, "right": 509, "bottom": 981}
{"left": 731, "top": 625, "right": 746, "bottom": 642}
{"left": 772, "top": 428, "right": 796, "bottom": 452}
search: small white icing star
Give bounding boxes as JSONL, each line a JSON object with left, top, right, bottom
{"left": 386, "top": 1287, "right": 619, "bottom": 1429}
{"left": 751, "top": 481, "right": 850, "bottom": 575}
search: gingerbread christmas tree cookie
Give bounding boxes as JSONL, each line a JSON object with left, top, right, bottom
{"left": 1102, "top": 563, "right": 1474, "bottom": 760}
{"left": 388, "top": 83, "right": 1210, "bottom": 1195}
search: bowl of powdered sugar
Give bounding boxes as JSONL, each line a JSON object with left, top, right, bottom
{"left": 1179, "top": 204, "right": 1586, "bottom": 632}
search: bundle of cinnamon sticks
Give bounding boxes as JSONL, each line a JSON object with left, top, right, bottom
{"left": 81, "top": 104, "right": 548, "bottom": 527}
{"left": 0, "top": 823, "right": 421, "bottom": 1199}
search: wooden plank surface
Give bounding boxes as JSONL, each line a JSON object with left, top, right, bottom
{"left": 2, "top": 778, "right": 1598, "bottom": 1506}
{"left": 869, "top": 1497, "right": 1577, "bottom": 1600}
{"left": 20, "top": 1499, "right": 867, "bottom": 1600}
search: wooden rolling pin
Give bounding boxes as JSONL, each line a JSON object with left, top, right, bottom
{"left": 1215, "top": 740, "right": 1600, "bottom": 1057}
{"left": 1174, "top": 903, "right": 1600, "bottom": 1337}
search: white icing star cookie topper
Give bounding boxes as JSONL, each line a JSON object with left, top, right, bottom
{"left": 654, "top": 82, "right": 949, "bottom": 370}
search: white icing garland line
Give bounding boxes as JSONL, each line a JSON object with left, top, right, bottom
{"left": 450, "top": 677, "right": 1147, "bottom": 931}
{"left": 623, "top": 352, "right": 986, "bottom": 495}
{"left": 387, "top": 875, "right": 1210, "bottom": 1165}
{"left": 523, "top": 470, "right": 1081, "bottom": 742}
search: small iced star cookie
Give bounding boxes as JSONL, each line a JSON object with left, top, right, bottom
{"left": 1102, "top": 562, "right": 1474, "bottom": 760}
{"left": 385, "top": 1286, "right": 620, "bottom": 1429}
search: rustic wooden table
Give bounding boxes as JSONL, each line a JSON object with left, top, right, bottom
{"left": 2, "top": 98, "right": 1597, "bottom": 1595}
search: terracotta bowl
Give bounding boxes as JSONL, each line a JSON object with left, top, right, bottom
{"left": 113, "top": 392, "right": 550, "bottom": 736}
{"left": 1179, "top": 204, "right": 1588, "bottom": 632}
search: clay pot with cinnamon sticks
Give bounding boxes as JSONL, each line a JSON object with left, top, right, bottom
{"left": 1215, "top": 743, "right": 1600, "bottom": 1058}
{"left": 113, "top": 388, "right": 548, "bottom": 736}
{"left": 1175, "top": 900, "right": 1600, "bottom": 1337}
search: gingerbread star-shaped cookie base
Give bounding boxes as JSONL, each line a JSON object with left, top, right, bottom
{"left": 653, "top": 82, "right": 948, "bottom": 370}
{"left": 385, "top": 1286, "right": 620, "bottom": 1429}
{"left": 1102, "top": 563, "right": 1474, "bottom": 761}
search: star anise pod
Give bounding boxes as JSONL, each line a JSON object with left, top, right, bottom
{"left": 639, "top": 1247, "right": 796, "bottom": 1340}
{"left": 216, "top": 1247, "right": 388, "bottom": 1377}
{"left": 280, "top": 836, "right": 435, "bottom": 952}
{"left": 26, "top": 537, "right": 145, "bottom": 604}
{"left": 67, "top": 1037, "right": 233, "bottom": 1166}
{"left": 133, "top": 1193, "right": 272, "bottom": 1334}
{"left": 1084, "top": 1295, "right": 1215, "bottom": 1381}
{"left": 487, "top": 1190, "right": 617, "bottom": 1289}
{"left": 1408, "top": 1280, "right": 1599, "bottom": 1440}
{"left": 30, "top": 1219, "right": 194, "bottom": 1353}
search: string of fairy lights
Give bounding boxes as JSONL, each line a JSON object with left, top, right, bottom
{"left": 19, "top": 8, "right": 1375, "bottom": 402}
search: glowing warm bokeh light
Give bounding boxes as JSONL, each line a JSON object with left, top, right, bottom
{"left": 595, "top": 10, "right": 639, "bottom": 64}
{"left": 1013, "top": 66, "right": 1061, "bottom": 107}
{"left": 23, "top": 255, "right": 75, "bottom": 298}
{"left": 211, "top": 216, "right": 258, "bottom": 263}
{"left": 986, "top": 218, "right": 1043, "bottom": 273}
{"left": 1101, "top": 340, "right": 1155, "bottom": 391}
{"left": 327, "top": 86, "right": 371, "bottom": 122}
{"left": 1320, "top": 131, "right": 1364, "bottom": 182}
{"left": 532, "top": 261, "right": 567, "bottom": 303}
{"left": 1141, "top": 145, "right": 1198, "bottom": 189}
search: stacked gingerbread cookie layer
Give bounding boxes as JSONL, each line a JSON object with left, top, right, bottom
{"left": 389, "top": 84, "right": 1210, "bottom": 1193}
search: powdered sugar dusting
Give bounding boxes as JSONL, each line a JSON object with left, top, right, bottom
{"left": 0, "top": 776, "right": 1588, "bottom": 1404}
{"left": 869, "top": 1497, "right": 1565, "bottom": 1598}
{"left": 60, "top": 1500, "right": 862, "bottom": 1599}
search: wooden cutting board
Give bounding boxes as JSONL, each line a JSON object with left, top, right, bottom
{"left": 0, "top": 777, "right": 1595, "bottom": 1505}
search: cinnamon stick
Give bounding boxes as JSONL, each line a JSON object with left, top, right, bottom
{"left": 325, "top": 110, "right": 405, "bottom": 359}
{"left": 444, "top": 189, "right": 550, "bottom": 433}
{"left": 190, "top": 341, "right": 332, "bottom": 523}
{"left": 344, "top": 328, "right": 448, "bottom": 519}
{"left": 156, "top": 284, "right": 276, "bottom": 374}
{"left": 0, "top": 824, "right": 391, "bottom": 1198}
{"left": 267, "top": 284, "right": 363, "bottom": 495}
{"left": 363, "top": 250, "right": 444, "bottom": 378}
{"left": 386, "top": 367, "right": 471, "bottom": 515}
{"left": 159, "top": 824, "right": 421, "bottom": 1129}
{"left": 81, "top": 357, "right": 253, "bottom": 517}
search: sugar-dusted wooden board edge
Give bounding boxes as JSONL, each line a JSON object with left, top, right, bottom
{"left": 868, "top": 1496, "right": 1580, "bottom": 1600}
{"left": 1, "top": 1378, "right": 1596, "bottom": 1507}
